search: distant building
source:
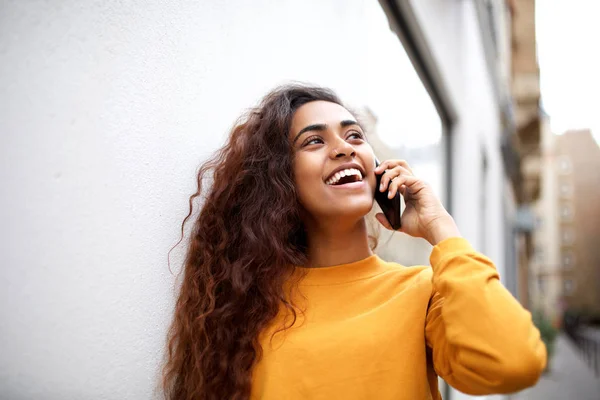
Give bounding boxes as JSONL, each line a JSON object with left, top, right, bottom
{"left": 531, "top": 128, "right": 600, "bottom": 322}
{"left": 554, "top": 130, "right": 600, "bottom": 317}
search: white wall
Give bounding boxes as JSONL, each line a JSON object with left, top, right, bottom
{"left": 0, "top": 0, "right": 447, "bottom": 398}
{"left": 409, "top": 1, "right": 511, "bottom": 399}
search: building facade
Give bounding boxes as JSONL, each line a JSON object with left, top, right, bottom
{"left": 530, "top": 115, "right": 563, "bottom": 325}
{"left": 553, "top": 130, "right": 600, "bottom": 317}
{"left": 530, "top": 128, "right": 600, "bottom": 323}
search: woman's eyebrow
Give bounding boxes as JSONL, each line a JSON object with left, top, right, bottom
{"left": 340, "top": 119, "right": 360, "bottom": 128}
{"left": 293, "top": 123, "right": 327, "bottom": 144}
{"left": 293, "top": 120, "right": 362, "bottom": 144}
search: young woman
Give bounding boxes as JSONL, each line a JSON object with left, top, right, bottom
{"left": 163, "top": 84, "right": 546, "bottom": 400}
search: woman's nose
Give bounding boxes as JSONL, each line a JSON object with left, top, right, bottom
{"left": 331, "top": 142, "right": 356, "bottom": 159}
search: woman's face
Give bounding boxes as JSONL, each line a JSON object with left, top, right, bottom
{"left": 289, "top": 100, "right": 377, "bottom": 223}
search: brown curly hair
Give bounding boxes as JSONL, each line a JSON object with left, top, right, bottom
{"left": 162, "top": 84, "right": 347, "bottom": 400}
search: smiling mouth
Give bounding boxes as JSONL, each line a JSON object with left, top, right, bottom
{"left": 325, "top": 168, "right": 364, "bottom": 186}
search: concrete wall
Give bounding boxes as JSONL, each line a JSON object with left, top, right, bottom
{"left": 0, "top": 0, "right": 443, "bottom": 398}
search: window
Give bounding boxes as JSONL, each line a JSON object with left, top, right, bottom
{"left": 560, "top": 204, "right": 573, "bottom": 221}
{"left": 564, "top": 279, "right": 575, "bottom": 295}
{"left": 365, "top": 3, "right": 444, "bottom": 201}
{"left": 537, "top": 277, "right": 545, "bottom": 294}
{"left": 561, "top": 229, "right": 575, "bottom": 245}
{"left": 558, "top": 156, "right": 572, "bottom": 174}
{"left": 534, "top": 246, "right": 544, "bottom": 264}
{"left": 364, "top": 3, "right": 446, "bottom": 267}
{"left": 562, "top": 252, "right": 575, "bottom": 269}
{"left": 559, "top": 183, "right": 573, "bottom": 198}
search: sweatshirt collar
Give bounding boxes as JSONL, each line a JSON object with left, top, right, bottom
{"left": 296, "top": 254, "right": 387, "bottom": 286}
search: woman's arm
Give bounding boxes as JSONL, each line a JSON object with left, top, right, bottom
{"left": 425, "top": 237, "right": 546, "bottom": 395}
{"left": 375, "top": 159, "right": 546, "bottom": 394}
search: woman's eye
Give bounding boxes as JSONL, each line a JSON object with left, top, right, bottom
{"left": 303, "top": 136, "right": 324, "bottom": 146}
{"left": 347, "top": 131, "right": 364, "bottom": 140}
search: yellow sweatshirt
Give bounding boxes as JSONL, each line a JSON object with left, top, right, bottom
{"left": 251, "top": 238, "right": 546, "bottom": 399}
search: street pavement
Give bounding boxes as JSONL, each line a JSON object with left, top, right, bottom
{"left": 510, "top": 333, "right": 600, "bottom": 400}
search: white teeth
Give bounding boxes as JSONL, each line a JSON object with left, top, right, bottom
{"left": 326, "top": 168, "right": 363, "bottom": 185}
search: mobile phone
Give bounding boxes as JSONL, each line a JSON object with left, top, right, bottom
{"left": 374, "top": 159, "right": 402, "bottom": 230}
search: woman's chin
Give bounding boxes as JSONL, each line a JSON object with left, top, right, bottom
{"left": 321, "top": 198, "right": 374, "bottom": 221}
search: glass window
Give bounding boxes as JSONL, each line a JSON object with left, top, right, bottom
{"left": 534, "top": 246, "right": 544, "bottom": 264}
{"left": 364, "top": 3, "right": 445, "bottom": 267}
{"left": 562, "top": 251, "right": 575, "bottom": 269}
{"left": 561, "top": 229, "right": 575, "bottom": 245}
{"left": 558, "top": 156, "right": 572, "bottom": 174}
{"left": 564, "top": 279, "right": 574, "bottom": 295}
{"left": 560, "top": 204, "right": 573, "bottom": 220}
{"left": 559, "top": 182, "right": 573, "bottom": 198}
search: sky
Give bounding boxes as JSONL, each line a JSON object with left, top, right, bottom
{"left": 536, "top": 0, "right": 600, "bottom": 142}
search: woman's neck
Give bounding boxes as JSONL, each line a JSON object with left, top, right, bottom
{"left": 304, "top": 217, "right": 373, "bottom": 268}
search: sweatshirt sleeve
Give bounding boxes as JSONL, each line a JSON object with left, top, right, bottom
{"left": 424, "top": 237, "right": 547, "bottom": 395}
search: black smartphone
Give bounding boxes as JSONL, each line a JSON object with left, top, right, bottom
{"left": 374, "top": 159, "right": 402, "bottom": 230}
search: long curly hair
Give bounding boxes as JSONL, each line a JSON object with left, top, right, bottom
{"left": 162, "top": 84, "right": 348, "bottom": 400}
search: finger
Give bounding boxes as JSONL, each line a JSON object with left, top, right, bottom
{"left": 379, "top": 168, "right": 393, "bottom": 192}
{"left": 374, "top": 159, "right": 391, "bottom": 174}
{"left": 374, "top": 159, "right": 403, "bottom": 174}
{"left": 379, "top": 166, "right": 401, "bottom": 192}
{"left": 399, "top": 184, "right": 407, "bottom": 196}
{"left": 397, "top": 160, "right": 413, "bottom": 174}
{"left": 387, "top": 175, "right": 404, "bottom": 199}
{"left": 380, "top": 166, "right": 412, "bottom": 192}
{"left": 375, "top": 212, "right": 393, "bottom": 230}
{"left": 387, "top": 167, "right": 413, "bottom": 198}
{"left": 387, "top": 174, "right": 421, "bottom": 198}
{"left": 388, "top": 172, "right": 410, "bottom": 199}
{"left": 374, "top": 159, "right": 412, "bottom": 174}
{"left": 387, "top": 159, "right": 413, "bottom": 175}
{"left": 399, "top": 165, "right": 413, "bottom": 175}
